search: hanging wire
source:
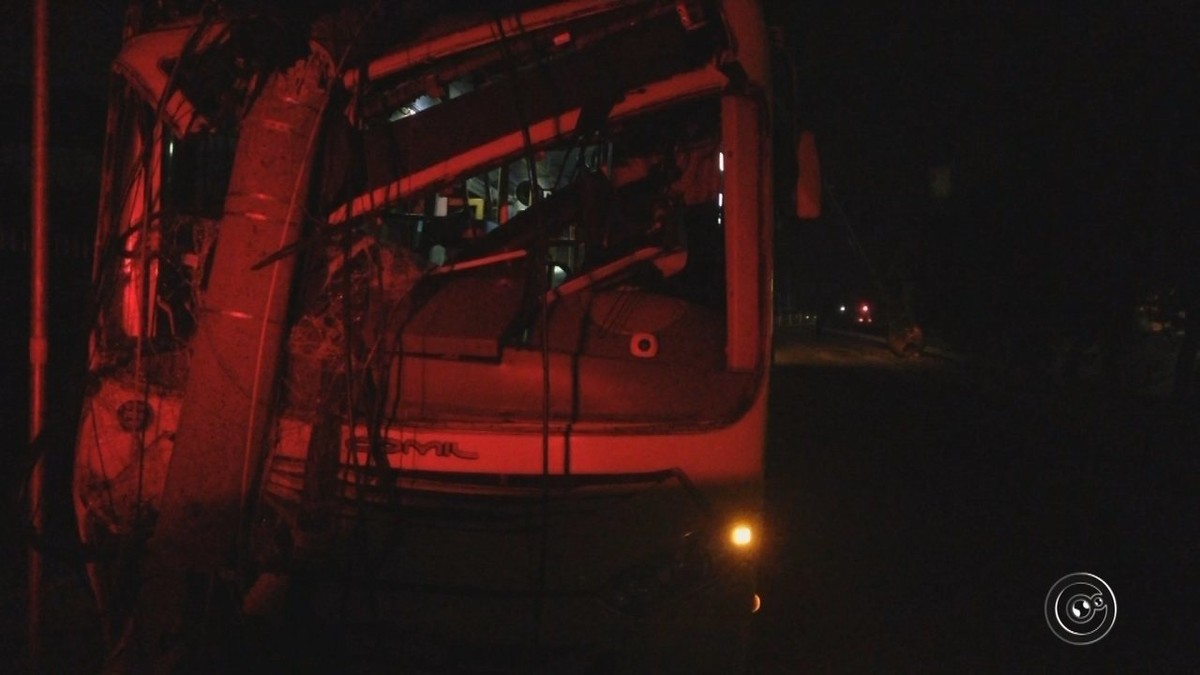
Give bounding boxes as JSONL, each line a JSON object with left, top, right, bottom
{"left": 826, "top": 183, "right": 887, "bottom": 297}
{"left": 491, "top": 4, "right": 557, "bottom": 658}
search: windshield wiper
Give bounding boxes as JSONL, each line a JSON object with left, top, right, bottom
{"left": 543, "top": 246, "right": 664, "bottom": 303}
{"left": 428, "top": 248, "right": 528, "bottom": 275}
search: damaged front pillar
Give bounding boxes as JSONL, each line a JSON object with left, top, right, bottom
{"left": 109, "top": 44, "right": 333, "bottom": 673}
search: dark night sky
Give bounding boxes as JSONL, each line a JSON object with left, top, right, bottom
{"left": 766, "top": 1, "right": 1197, "bottom": 342}
{"left": 780, "top": 1, "right": 1194, "bottom": 211}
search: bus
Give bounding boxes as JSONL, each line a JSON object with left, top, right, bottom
{"left": 73, "top": 1, "right": 816, "bottom": 671}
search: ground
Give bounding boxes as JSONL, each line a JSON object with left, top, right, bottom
{"left": 4, "top": 328, "right": 1197, "bottom": 672}
{"left": 753, "top": 327, "right": 1198, "bottom": 673}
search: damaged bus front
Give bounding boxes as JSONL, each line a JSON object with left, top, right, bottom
{"left": 74, "top": 1, "right": 811, "bottom": 671}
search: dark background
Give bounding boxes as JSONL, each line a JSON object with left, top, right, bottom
{"left": 776, "top": 1, "right": 1196, "bottom": 351}
{"left": 0, "top": 0, "right": 1196, "bottom": 670}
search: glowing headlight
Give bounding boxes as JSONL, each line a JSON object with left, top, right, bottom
{"left": 729, "top": 523, "right": 754, "bottom": 548}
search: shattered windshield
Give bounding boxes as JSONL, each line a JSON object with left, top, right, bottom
{"left": 82, "top": 1, "right": 756, "bottom": 427}
{"left": 385, "top": 96, "right": 722, "bottom": 302}
{"left": 289, "top": 94, "right": 744, "bottom": 423}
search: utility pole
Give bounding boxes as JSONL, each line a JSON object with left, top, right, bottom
{"left": 29, "top": 0, "right": 49, "bottom": 670}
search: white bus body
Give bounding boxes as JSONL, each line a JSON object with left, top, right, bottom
{"left": 73, "top": 2, "right": 808, "bottom": 671}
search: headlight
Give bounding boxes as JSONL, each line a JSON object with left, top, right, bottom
{"left": 729, "top": 523, "right": 754, "bottom": 548}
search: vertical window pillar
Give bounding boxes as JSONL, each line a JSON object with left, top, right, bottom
{"left": 721, "top": 94, "right": 765, "bottom": 371}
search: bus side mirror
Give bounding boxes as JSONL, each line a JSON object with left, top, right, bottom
{"left": 795, "top": 130, "right": 821, "bottom": 219}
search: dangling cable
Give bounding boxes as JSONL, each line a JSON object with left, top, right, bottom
{"left": 492, "top": 6, "right": 554, "bottom": 661}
